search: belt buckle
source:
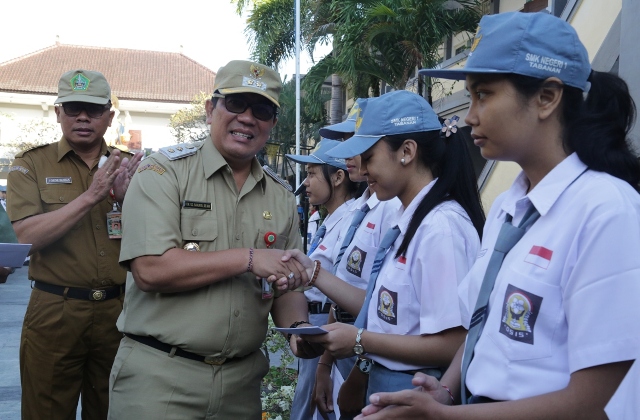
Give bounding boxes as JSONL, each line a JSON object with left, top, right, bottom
{"left": 91, "top": 290, "right": 106, "bottom": 301}
{"left": 204, "top": 356, "right": 227, "bottom": 366}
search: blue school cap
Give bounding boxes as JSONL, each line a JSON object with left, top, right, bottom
{"left": 326, "top": 90, "right": 441, "bottom": 159}
{"left": 419, "top": 12, "right": 591, "bottom": 91}
{"left": 319, "top": 98, "right": 367, "bottom": 139}
{"left": 285, "top": 138, "right": 347, "bottom": 170}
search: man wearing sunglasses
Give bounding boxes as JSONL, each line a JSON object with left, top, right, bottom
{"left": 6, "top": 69, "right": 142, "bottom": 420}
{"left": 109, "top": 60, "right": 321, "bottom": 419}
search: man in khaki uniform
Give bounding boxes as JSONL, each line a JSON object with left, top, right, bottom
{"left": 108, "top": 60, "right": 320, "bottom": 419}
{"left": 7, "top": 69, "right": 142, "bottom": 419}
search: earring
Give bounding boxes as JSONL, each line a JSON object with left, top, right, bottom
{"left": 401, "top": 158, "right": 406, "bottom": 165}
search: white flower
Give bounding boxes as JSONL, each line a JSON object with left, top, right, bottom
{"left": 441, "top": 115, "right": 460, "bottom": 137}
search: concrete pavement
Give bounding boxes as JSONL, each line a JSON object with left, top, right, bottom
{"left": 0, "top": 267, "right": 81, "bottom": 419}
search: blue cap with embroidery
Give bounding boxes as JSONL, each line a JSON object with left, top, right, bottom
{"left": 419, "top": 12, "right": 591, "bottom": 91}
{"left": 286, "top": 138, "right": 347, "bottom": 170}
{"left": 319, "top": 98, "right": 367, "bottom": 139}
{"left": 326, "top": 90, "right": 441, "bottom": 159}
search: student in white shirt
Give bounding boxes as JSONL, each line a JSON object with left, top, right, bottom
{"left": 357, "top": 11, "right": 640, "bottom": 419}
{"left": 282, "top": 89, "right": 484, "bottom": 408}
{"left": 287, "top": 138, "right": 361, "bottom": 420}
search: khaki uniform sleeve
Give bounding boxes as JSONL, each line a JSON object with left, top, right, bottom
{"left": 6, "top": 155, "right": 42, "bottom": 221}
{"left": 119, "top": 156, "right": 181, "bottom": 269}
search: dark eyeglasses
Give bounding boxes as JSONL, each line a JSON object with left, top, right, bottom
{"left": 213, "top": 94, "right": 278, "bottom": 121}
{"left": 61, "top": 102, "right": 111, "bottom": 119}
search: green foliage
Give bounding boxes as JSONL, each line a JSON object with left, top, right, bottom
{"left": 169, "top": 92, "right": 209, "bottom": 143}
{"left": 261, "top": 315, "right": 297, "bottom": 420}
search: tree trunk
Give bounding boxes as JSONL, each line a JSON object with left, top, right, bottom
{"left": 330, "top": 74, "right": 343, "bottom": 124}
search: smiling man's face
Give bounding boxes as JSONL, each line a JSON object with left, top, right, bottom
{"left": 206, "top": 93, "right": 277, "bottom": 166}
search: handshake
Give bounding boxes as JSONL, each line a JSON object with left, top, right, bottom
{"left": 250, "top": 248, "right": 315, "bottom": 292}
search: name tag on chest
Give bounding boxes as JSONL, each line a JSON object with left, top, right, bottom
{"left": 182, "top": 200, "right": 212, "bottom": 210}
{"left": 46, "top": 177, "right": 72, "bottom": 184}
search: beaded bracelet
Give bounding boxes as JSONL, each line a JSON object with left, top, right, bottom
{"left": 287, "top": 320, "right": 312, "bottom": 342}
{"left": 442, "top": 384, "right": 456, "bottom": 405}
{"left": 305, "top": 260, "right": 321, "bottom": 287}
{"left": 247, "top": 248, "right": 254, "bottom": 272}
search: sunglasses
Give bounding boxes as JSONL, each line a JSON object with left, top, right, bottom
{"left": 213, "top": 93, "right": 278, "bottom": 121}
{"left": 61, "top": 102, "right": 111, "bottom": 119}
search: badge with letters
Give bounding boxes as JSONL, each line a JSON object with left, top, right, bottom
{"left": 106, "top": 203, "right": 122, "bottom": 239}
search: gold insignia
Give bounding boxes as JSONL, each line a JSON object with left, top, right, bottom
{"left": 176, "top": 147, "right": 183, "bottom": 151}
{"left": 355, "top": 115, "right": 363, "bottom": 131}
{"left": 470, "top": 26, "right": 482, "bottom": 52}
{"left": 263, "top": 211, "right": 272, "bottom": 220}
{"left": 138, "top": 163, "right": 166, "bottom": 175}
{"left": 183, "top": 242, "right": 201, "bottom": 252}
{"left": 250, "top": 64, "right": 265, "bottom": 79}
{"left": 348, "top": 103, "right": 360, "bottom": 118}
{"left": 168, "top": 148, "right": 175, "bottom": 153}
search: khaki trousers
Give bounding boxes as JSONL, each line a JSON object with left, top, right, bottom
{"left": 20, "top": 287, "right": 124, "bottom": 420}
{"left": 108, "top": 335, "right": 269, "bottom": 420}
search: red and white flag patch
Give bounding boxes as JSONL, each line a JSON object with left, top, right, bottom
{"left": 398, "top": 256, "right": 407, "bottom": 264}
{"left": 319, "top": 244, "right": 327, "bottom": 251}
{"left": 366, "top": 222, "right": 375, "bottom": 229}
{"left": 524, "top": 245, "right": 552, "bottom": 269}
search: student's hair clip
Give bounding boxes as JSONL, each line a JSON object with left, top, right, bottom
{"left": 441, "top": 115, "right": 459, "bottom": 138}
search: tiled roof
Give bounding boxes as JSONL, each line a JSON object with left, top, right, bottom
{"left": 0, "top": 43, "right": 216, "bottom": 103}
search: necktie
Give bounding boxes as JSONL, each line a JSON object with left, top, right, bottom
{"left": 354, "top": 225, "right": 401, "bottom": 328}
{"left": 332, "top": 204, "right": 370, "bottom": 274}
{"left": 460, "top": 205, "right": 540, "bottom": 404}
{"left": 307, "top": 223, "right": 327, "bottom": 256}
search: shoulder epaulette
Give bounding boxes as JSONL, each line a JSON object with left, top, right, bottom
{"left": 262, "top": 165, "right": 293, "bottom": 192}
{"left": 14, "top": 143, "right": 50, "bottom": 158}
{"left": 158, "top": 142, "right": 203, "bottom": 161}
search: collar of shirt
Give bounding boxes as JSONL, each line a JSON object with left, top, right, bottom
{"left": 57, "top": 136, "right": 108, "bottom": 164}
{"left": 499, "top": 153, "right": 587, "bottom": 223}
{"left": 201, "top": 136, "right": 267, "bottom": 194}
{"left": 323, "top": 197, "right": 356, "bottom": 232}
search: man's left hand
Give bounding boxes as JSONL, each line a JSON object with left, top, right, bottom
{"left": 290, "top": 335, "right": 324, "bottom": 359}
{"left": 112, "top": 152, "right": 143, "bottom": 203}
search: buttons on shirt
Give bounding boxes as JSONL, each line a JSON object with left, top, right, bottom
{"left": 234, "top": 310, "right": 240, "bottom": 317}
{"left": 99, "top": 251, "right": 105, "bottom": 257}
{"left": 96, "top": 224, "right": 101, "bottom": 230}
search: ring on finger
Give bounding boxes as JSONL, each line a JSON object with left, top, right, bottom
{"left": 288, "top": 272, "right": 295, "bottom": 280}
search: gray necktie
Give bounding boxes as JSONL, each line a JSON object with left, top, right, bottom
{"left": 307, "top": 223, "right": 327, "bottom": 256}
{"left": 333, "top": 204, "right": 370, "bottom": 274}
{"left": 354, "top": 225, "right": 401, "bottom": 328}
{"left": 460, "top": 205, "right": 540, "bottom": 404}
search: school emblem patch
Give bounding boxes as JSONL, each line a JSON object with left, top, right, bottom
{"left": 470, "top": 25, "right": 482, "bottom": 52}
{"left": 377, "top": 286, "right": 397, "bottom": 325}
{"left": 346, "top": 246, "right": 367, "bottom": 277}
{"left": 499, "top": 284, "right": 542, "bottom": 345}
{"left": 70, "top": 73, "right": 90, "bottom": 91}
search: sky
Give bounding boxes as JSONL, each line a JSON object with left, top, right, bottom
{"left": 0, "top": 0, "right": 326, "bottom": 79}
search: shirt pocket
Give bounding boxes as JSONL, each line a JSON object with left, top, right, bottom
{"left": 373, "top": 270, "right": 413, "bottom": 335}
{"left": 486, "top": 267, "right": 563, "bottom": 361}
{"left": 41, "top": 186, "right": 82, "bottom": 212}
{"left": 180, "top": 210, "right": 218, "bottom": 247}
{"left": 255, "top": 228, "right": 289, "bottom": 250}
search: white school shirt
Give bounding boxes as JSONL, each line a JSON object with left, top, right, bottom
{"left": 367, "top": 180, "right": 480, "bottom": 371}
{"left": 307, "top": 210, "right": 320, "bottom": 243}
{"left": 305, "top": 198, "right": 354, "bottom": 303}
{"left": 334, "top": 189, "right": 401, "bottom": 290}
{"left": 460, "top": 153, "right": 640, "bottom": 401}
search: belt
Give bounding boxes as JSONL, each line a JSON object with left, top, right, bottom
{"left": 33, "top": 281, "right": 124, "bottom": 301}
{"left": 125, "top": 333, "right": 239, "bottom": 366}
{"left": 371, "top": 360, "right": 443, "bottom": 379}
{"left": 332, "top": 304, "right": 355, "bottom": 324}
{"left": 308, "top": 301, "right": 332, "bottom": 314}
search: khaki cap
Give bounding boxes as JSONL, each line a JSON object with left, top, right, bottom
{"left": 55, "top": 69, "right": 111, "bottom": 105}
{"left": 214, "top": 60, "right": 281, "bottom": 107}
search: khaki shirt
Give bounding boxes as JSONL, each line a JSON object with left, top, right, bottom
{"left": 117, "top": 138, "right": 301, "bottom": 357}
{"left": 7, "top": 138, "right": 128, "bottom": 288}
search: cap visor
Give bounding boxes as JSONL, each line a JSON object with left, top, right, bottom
{"left": 285, "top": 154, "right": 325, "bottom": 165}
{"left": 325, "top": 135, "right": 382, "bottom": 159}
{"left": 54, "top": 95, "right": 110, "bottom": 105}
{"left": 217, "top": 87, "right": 280, "bottom": 107}
{"left": 319, "top": 120, "right": 356, "bottom": 140}
{"left": 294, "top": 183, "right": 306, "bottom": 196}
{"left": 419, "top": 67, "right": 509, "bottom": 80}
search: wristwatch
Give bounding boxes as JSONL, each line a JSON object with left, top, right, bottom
{"left": 356, "top": 357, "right": 373, "bottom": 374}
{"left": 353, "top": 327, "right": 365, "bottom": 355}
